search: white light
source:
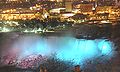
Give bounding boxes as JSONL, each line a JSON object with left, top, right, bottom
{"left": 92, "top": 7, "right": 95, "bottom": 10}
{"left": 62, "top": 13, "right": 75, "bottom": 17}
{"left": 2, "top": 27, "right": 10, "bottom": 32}
{"left": 44, "top": 13, "right": 48, "bottom": 18}
{"left": 24, "top": 30, "right": 29, "bottom": 32}
{"left": 101, "top": 20, "right": 112, "bottom": 23}
{"left": 37, "top": 28, "right": 42, "bottom": 31}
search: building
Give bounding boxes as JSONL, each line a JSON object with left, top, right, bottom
{"left": 49, "top": 0, "right": 63, "bottom": 2}
{"left": 116, "top": 0, "right": 120, "bottom": 6}
{"left": 97, "top": 0, "right": 116, "bottom": 6}
{"left": 0, "top": 8, "right": 41, "bottom": 20}
{"left": 96, "top": 6, "right": 113, "bottom": 13}
{"left": 0, "top": 0, "right": 30, "bottom": 3}
{"left": 65, "top": 1, "right": 72, "bottom": 12}
{"left": 6, "top": 0, "right": 29, "bottom": 2}
{"left": 0, "top": 0, "right": 32, "bottom": 9}
{"left": 73, "top": 3, "right": 93, "bottom": 14}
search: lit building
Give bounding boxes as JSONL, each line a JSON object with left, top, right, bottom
{"left": 65, "top": 1, "right": 72, "bottom": 12}
{"left": 95, "top": 6, "right": 120, "bottom": 19}
{"left": 0, "top": 8, "right": 41, "bottom": 20}
{"left": 49, "top": 0, "right": 63, "bottom": 2}
{"left": 6, "top": 0, "right": 29, "bottom": 2}
{"left": 64, "top": 0, "right": 81, "bottom": 12}
{"left": 0, "top": 0, "right": 30, "bottom": 2}
{"left": 0, "top": 0, "right": 32, "bottom": 9}
{"left": 96, "top": 6, "right": 113, "bottom": 13}
{"left": 73, "top": 2, "right": 93, "bottom": 14}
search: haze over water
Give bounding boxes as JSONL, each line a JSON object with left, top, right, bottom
{"left": 0, "top": 33, "right": 115, "bottom": 67}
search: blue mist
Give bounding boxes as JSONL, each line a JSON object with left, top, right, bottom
{"left": 56, "top": 37, "right": 114, "bottom": 65}
{"left": 13, "top": 36, "right": 114, "bottom": 65}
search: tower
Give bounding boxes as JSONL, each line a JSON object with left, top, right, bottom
{"left": 65, "top": 0, "right": 72, "bottom": 12}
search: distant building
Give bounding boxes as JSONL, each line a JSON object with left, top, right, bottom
{"left": 0, "top": 0, "right": 32, "bottom": 9}
{"left": 96, "top": 6, "right": 112, "bottom": 13}
{"left": 49, "top": 0, "right": 63, "bottom": 2}
{"left": 0, "top": 0, "right": 30, "bottom": 2}
{"left": 7, "top": 0, "right": 26, "bottom": 1}
{"left": 97, "top": 0, "right": 116, "bottom": 6}
{"left": 65, "top": 1, "right": 72, "bottom": 12}
{"left": 74, "top": 3, "right": 93, "bottom": 14}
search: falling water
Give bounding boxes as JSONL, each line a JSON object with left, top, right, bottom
{"left": 56, "top": 37, "right": 114, "bottom": 65}
{"left": 0, "top": 34, "right": 114, "bottom": 67}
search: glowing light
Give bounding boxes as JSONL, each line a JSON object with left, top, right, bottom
{"left": 7, "top": 36, "right": 114, "bottom": 67}
{"left": 50, "top": 8, "right": 65, "bottom": 12}
{"left": 56, "top": 38, "right": 114, "bottom": 65}
{"left": 98, "top": 40, "right": 113, "bottom": 55}
{"left": 44, "top": 13, "right": 48, "bottom": 18}
{"left": 37, "top": 28, "right": 42, "bottom": 32}
{"left": 62, "top": 13, "right": 75, "bottom": 17}
{"left": 100, "top": 20, "right": 112, "bottom": 23}
{"left": 24, "top": 30, "right": 29, "bottom": 32}
{"left": 2, "top": 27, "right": 10, "bottom": 32}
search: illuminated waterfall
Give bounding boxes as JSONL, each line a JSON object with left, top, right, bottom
{"left": 10, "top": 36, "right": 114, "bottom": 65}
{"left": 56, "top": 37, "right": 114, "bottom": 65}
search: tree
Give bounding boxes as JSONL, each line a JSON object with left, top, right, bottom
{"left": 37, "top": 56, "right": 74, "bottom": 72}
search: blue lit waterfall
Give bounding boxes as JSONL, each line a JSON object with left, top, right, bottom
{"left": 10, "top": 36, "right": 114, "bottom": 65}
